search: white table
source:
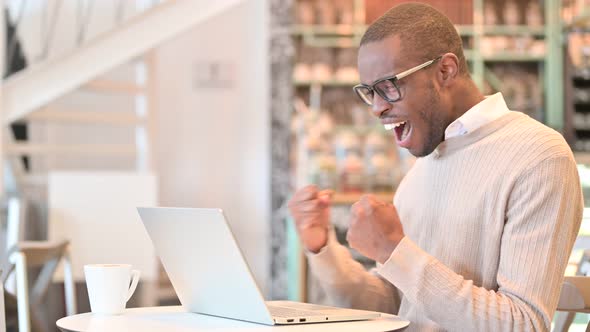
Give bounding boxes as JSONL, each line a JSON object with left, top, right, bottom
{"left": 56, "top": 306, "right": 409, "bottom": 332}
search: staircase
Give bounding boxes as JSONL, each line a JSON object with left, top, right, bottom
{"left": 1, "top": 0, "right": 244, "bottom": 306}
{"left": 2, "top": 0, "right": 243, "bottom": 194}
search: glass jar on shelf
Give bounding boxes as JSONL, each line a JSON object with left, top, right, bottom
{"left": 310, "top": 152, "right": 338, "bottom": 190}
{"left": 294, "top": 43, "right": 313, "bottom": 82}
{"left": 351, "top": 103, "right": 370, "bottom": 127}
{"left": 503, "top": 0, "right": 521, "bottom": 25}
{"left": 484, "top": 2, "right": 498, "bottom": 25}
{"left": 311, "top": 48, "right": 334, "bottom": 82}
{"left": 339, "top": 152, "right": 365, "bottom": 192}
{"left": 334, "top": 130, "right": 361, "bottom": 160}
{"left": 316, "top": 111, "right": 335, "bottom": 138}
{"left": 525, "top": 1, "right": 543, "bottom": 27}
{"left": 334, "top": 0, "right": 354, "bottom": 25}
{"left": 364, "top": 131, "right": 394, "bottom": 192}
{"left": 296, "top": 0, "right": 315, "bottom": 25}
{"left": 513, "top": 36, "right": 534, "bottom": 54}
{"left": 334, "top": 48, "right": 359, "bottom": 82}
{"left": 315, "top": 1, "right": 336, "bottom": 26}
{"left": 367, "top": 153, "right": 395, "bottom": 193}
{"left": 334, "top": 130, "right": 365, "bottom": 192}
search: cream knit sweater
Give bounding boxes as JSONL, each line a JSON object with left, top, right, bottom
{"left": 307, "top": 112, "right": 583, "bottom": 331}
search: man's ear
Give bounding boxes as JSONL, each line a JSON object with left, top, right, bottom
{"left": 438, "top": 53, "right": 459, "bottom": 85}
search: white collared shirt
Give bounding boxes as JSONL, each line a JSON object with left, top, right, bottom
{"left": 444, "top": 92, "right": 511, "bottom": 139}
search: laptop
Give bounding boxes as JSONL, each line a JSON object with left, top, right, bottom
{"left": 137, "top": 207, "right": 382, "bottom": 325}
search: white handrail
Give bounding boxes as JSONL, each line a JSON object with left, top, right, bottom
{"left": 2, "top": 0, "right": 243, "bottom": 124}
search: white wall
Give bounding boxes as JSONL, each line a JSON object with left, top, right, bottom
{"left": 10, "top": 0, "right": 271, "bottom": 294}
{"left": 153, "top": 0, "right": 270, "bottom": 294}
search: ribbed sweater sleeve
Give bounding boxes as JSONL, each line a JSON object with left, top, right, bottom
{"left": 377, "top": 154, "right": 582, "bottom": 331}
{"left": 306, "top": 228, "right": 402, "bottom": 314}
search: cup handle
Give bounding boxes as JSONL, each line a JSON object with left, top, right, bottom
{"left": 125, "top": 270, "right": 141, "bottom": 302}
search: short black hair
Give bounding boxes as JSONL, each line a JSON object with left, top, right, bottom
{"left": 360, "top": 2, "right": 468, "bottom": 76}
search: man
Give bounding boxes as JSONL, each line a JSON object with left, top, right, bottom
{"left": 288, "top": 3, "right": 583, "bottom": 331}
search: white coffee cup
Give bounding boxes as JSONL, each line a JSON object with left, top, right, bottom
{"left": 84, "top": 264, "right": 140, "bottom": 315}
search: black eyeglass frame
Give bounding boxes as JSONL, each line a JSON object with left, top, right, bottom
{"left": 353, "top": 56, "right": 443, "bottom": 105}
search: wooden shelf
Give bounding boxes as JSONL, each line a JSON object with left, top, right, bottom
{"left": 294, "top": 79, "right": 358, "bottom": 87}
{"left": 332, "top": 191, "right": 394, "bottom": 205}
{"left": 291, "top": 24, "right": 365, "bottom": 36}
{"left": 483, "top": 25, "right": 545, "bottom": 36}
{"left": 457, "top": 25, "right": 545, "bottom": 36}
{"left": 464, "top": 51, "right": 540, "bottom": 63}
{"left": 482, "top": 54, "right": 545, "bottom": 62}
{"left": 293, "top": 25, "right": 545, "bottom": 38}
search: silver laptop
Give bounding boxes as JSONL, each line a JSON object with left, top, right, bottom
{"left": 137, "top": 207, "right": 381, "bottom": 325}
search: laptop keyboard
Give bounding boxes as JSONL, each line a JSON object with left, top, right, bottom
{"left": 268, "top": 306, "right": 327, "bottom": 318}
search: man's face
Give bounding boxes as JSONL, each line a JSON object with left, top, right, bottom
{"left": 358, "top": 36, "right": 449, "bottom": 157}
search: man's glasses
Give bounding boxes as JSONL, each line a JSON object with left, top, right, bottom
{"left": 353, "top": 56, "right": 442, "bottom": 106}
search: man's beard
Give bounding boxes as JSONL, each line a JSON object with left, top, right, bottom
{"left": 412, "top": 85, "right": 445, "bottom": 157}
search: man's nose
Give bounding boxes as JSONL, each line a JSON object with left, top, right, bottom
{"left": 370, "top": 93, "right": 390, "bottom": 118}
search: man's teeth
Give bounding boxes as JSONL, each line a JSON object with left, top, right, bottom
{"left": 384, "top": 121, "right": 406, "bottom": 131}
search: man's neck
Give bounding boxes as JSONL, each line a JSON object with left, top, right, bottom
{"left": 451, "top": 79, "right": 485, "bottom": 120}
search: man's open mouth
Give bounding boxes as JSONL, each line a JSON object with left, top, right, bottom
{"left": 385, "top": 121, "right": 411, "bottom": 143}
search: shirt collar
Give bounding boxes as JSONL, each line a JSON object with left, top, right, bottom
{"left": 444, "top": 92, "right": 511, "bottom": 140}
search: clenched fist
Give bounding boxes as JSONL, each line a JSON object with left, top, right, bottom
{"left": 347, "top": 195, "right": 405, "bottom": 264}
{"left": 288, "top": 185, "right": 334, "bottom": 253}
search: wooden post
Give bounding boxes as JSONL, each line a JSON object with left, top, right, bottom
{"left": 471, "top": 0, "right": 484, "bottom": 90}
{"left": 545, "top": 0, "right": 564, "bottom": 131}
